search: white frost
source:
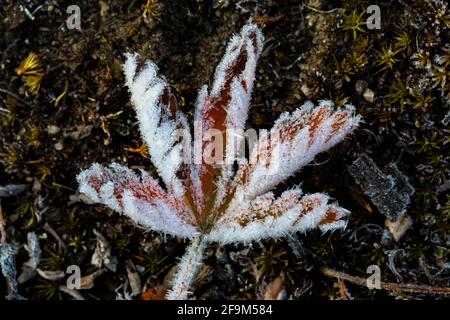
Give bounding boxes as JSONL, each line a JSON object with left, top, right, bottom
{"left": 123, "top": 53, "right": 189, "bottom": 198}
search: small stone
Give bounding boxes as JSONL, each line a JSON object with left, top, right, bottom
{"left": 363, "top": 88, "right": 375, "bottom": 103}
{"left": 355, "top": 80, "right": 368, "bottom": 95}
{"left": 47, "top": 125, "right": 60, "bottom": 135}
{"left": 54, "top": 142, "right": 64, "bottom": 151}
{"left": 348, "top": 153, "right": 415, "bottom": 221}
{"left": 32, "top": 178, "right": 42, "bottom": 193}
{"left": 300, "top": 84, "right": 311, "bottom": 97}
{"left": 78, "top": 193, "right": 95, "bottom": 204}
{"left": 385, "top": 214, "right": 413, "bottom": 242}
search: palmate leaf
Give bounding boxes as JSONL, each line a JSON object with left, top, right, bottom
{"left": 77, "top": 20, "right": 360, "bottom": 299}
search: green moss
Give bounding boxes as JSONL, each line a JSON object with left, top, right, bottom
{"left": 34, "top": 280, "right": 63, "bottom": 300}
{"left": 25, "top": 122, "right": 41, "bottom": 147}
{"left": 394, "top": 31, "right": 412, "bottom": 54}
{"left": 375, "top": 43, "right": 399, "bottom": 70}
{"left": 135, "top": 250, "right": 170, "bottom": 278}
{"left": 0, "top": 145, "right": 22, "bottom": 173}
{"left": 255, "top": 242, "right": 296, "bottom": 283}
{"left": 341, "top": 10, "right": 367, "bottom": 40}
{"left": 40, "top": 250, "right": 66, "bottom": 270}
{"left": 15, "top": 199, "right": 39, "bottom": 230}
{"left": 67, "top": 235, "right": 87, "bottom": 255}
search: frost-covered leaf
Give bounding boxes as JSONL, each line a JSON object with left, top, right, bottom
{"left": 77, "top": 163, "right": 197, "bottom": 238}
{"left": 123, "top": 53, "right": 191, "bottom": 198}
{"left": 209, "top": 188, "right": 348, "bottom": 244}
{"left": 77, "top": 20, "right": 360, "bottom": 300}
{"left": 195, "top": 22, "right": 263, "bottom": 142}
{"left": 189, "top": 22, "right": 264, "bottom": 216}
{"left": 232, "top": 101, "right": 360, "bottom": 201}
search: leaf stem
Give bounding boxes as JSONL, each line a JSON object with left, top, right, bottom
{"left": 165, "top": 234, "right": 206, "bottom": 300}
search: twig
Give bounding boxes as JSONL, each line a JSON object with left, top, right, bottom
{"left": 51, "top": 182, "right": 76, "bottom": 192}
{"left": 321, "top": 267, "right": 450, "bottom": 295}
{"left": 0, "top": 200, "right": 7, "bottom": 244}
{"left": 303, "top": 4, "right": 342, "bottom": 14}
{"left": 338, "top": 278, "right": 350, "bottom": 300}
{"left": 43, "top": 223, "right": 67, "bottom": 254}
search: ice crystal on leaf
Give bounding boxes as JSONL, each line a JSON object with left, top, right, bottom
{"left": 77, "top": 21, "right": 360, "bottom": 299}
